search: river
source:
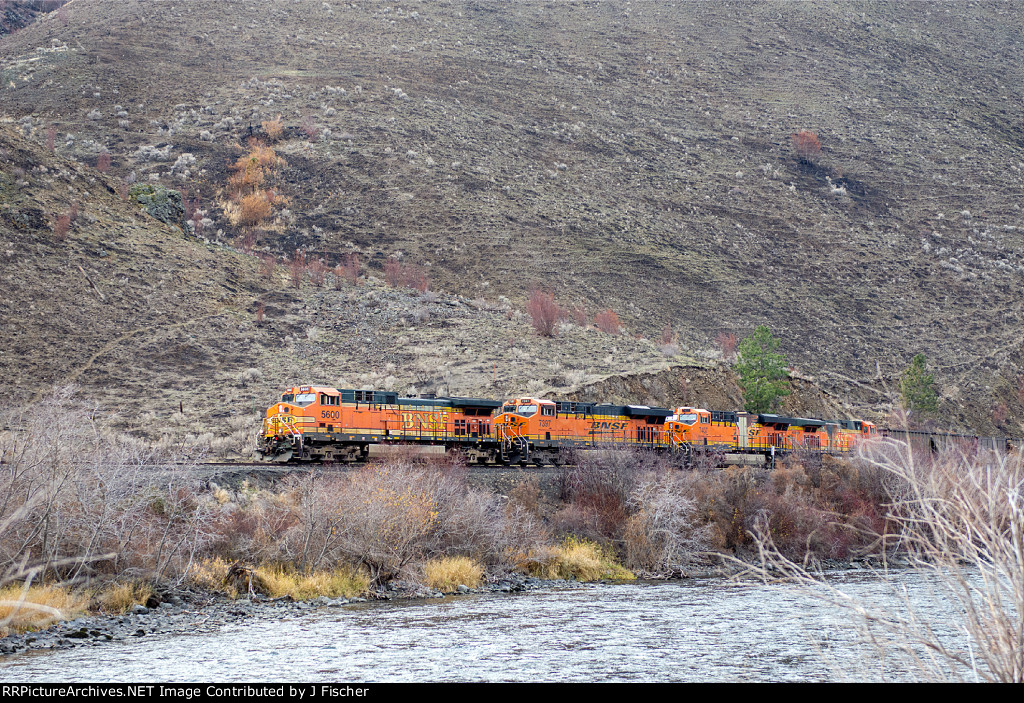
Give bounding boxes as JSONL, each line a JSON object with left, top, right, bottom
{"left": 0, "top": 570, "right": 973, "bottom": 682}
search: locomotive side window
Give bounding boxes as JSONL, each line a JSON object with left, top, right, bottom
{"left": 320, "top": 394, "right": 339, "bottom": 405}
{"left": 542, "top": 406, "right": 555, "bottom": 417}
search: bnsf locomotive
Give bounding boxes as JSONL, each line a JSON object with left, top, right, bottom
{"left": 258, "top": 386, "right": 937, "bottom": 465}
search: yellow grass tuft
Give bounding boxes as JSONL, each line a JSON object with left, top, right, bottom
{"left": 187, "top": 559, "right": 368, "bottom": 600}
{"left": 423, "top": 556, "right": 484, "bottom": 592}
{"left": 187, "top": 557, "right": 238, "bottom": 597}
{"left": 96, "top": 581, "right": 153, "bottom": 614}
{"left": 517, "top": 538, "right": 635, "bottom": 582}
{"left": 0, "top": 584, "right": 90, "bottom": 636}
{"left": 254, "top": 564, "right": 369, "bottom": 600}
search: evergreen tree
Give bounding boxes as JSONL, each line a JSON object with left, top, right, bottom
{"left": 900, "top": 353, "right": 938, "bottom": 416}
{"left": 735, "top": 325, "right": 791, "bottom": 413}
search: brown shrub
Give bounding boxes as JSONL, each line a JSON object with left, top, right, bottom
{"left": 791, "top": 130, "right": 821, "bottom": 162}
{"left": 261, "top": 115, "right": 284, "bottom": 142}
{"left": 334, "top": 253, "right": 360, "bottom": 288}
{"left": 526, "top": 290, "right": 561, "bottom": 337}
{"left": 237, "top": 230, "right": 257, "bottom": 253}
{"left": 402, "top": 264, "right": 429, "bottom": 292}
{"left": 383, "top": 257, "right": 428, "bottom": 292}
{"left": 258, "top": 254, "right": 277, "bottom": 281}
{"left": 96, "top": 152, "right": 111, "bottom": 173}
{"left": 290, "top": 251, "right": 306, "bottom": 290}
{"left": 307, "top": 259, "right": 327, "bottom": 288}
{"left": 52, "top": 213, "right": 70, "bottom": 241}
{"left": 384, "top": 257, "right": 402, "bottom": 287}
{"left": 715, "top": 332, "right": 738, "bottom": 362}
{"left": 300, "top": 115, "right": 319, "bottom": 141}
{"left": 567, "top": 304, "right": 587, "bottom": 327}
{"left": 227, "top": 141, "right": 286, "bottom": 203}
{"left": 594, "top": 309, "right": 621, "bottom": 335}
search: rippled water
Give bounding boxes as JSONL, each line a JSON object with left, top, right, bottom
{"left": 1, "top": 571, "right": 972, "bottom": 682}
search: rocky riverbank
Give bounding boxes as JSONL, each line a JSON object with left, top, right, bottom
{"left": 0, "top": 554, "right": 909, "bottom": 657}
{"left": 0, "top": 574, "right": 561, "bottom": 656}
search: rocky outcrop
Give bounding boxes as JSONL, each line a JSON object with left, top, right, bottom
{"left": 127, "top": 183, "right": 189, "bottom": 235}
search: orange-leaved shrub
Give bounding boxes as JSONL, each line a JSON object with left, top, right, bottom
{"left": 791, "top": 130, "right": 821, "bottom": 162}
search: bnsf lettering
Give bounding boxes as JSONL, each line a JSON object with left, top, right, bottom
{"left": 590, "top": 421, "right": 628, "bottom": 431}
{"left": 402, "top": 411, "right": 449, "bottom": 431}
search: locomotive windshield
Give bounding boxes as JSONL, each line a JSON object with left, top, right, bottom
{"left": 516, "top": 404, "right": 538, "bottom": 417}
{"left": 281, "top": 393, "right": 294, "bottom": 403}
{"left": 674, "top": 413, "right": 698, "bottom": 425}
{"left": 293, "top": 393, "right": 316, "bottom": 407}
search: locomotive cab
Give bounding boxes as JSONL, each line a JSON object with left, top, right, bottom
{"left": 665, "top": 407, "right": 709, "bottom": 444}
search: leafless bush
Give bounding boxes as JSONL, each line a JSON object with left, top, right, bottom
{"left": 258, "top": 254, "right": 277, "bottom": 281}
{"left": 0, "top": 387, "right": 212, "bottom": 593}
{"left": 715, "top": 332, "right": 738, "bottom": 363}
{"left": 750, "top": 439, "right": 1024, "bottom": 682}
{"left": 383, "top": 257, "right": 428, "bottom": 292}
{"left": 52, "top": 213, "right": 70, "bottom": 241}
{"left": 623, "top": 471, "right": 710, "bottom": 571}
{"left": 594, "top": 309, "right": 621, "bottom": 335}
{"left": 555, "top": 447, "right": 671, "bottom": 543}
{"left": 317, "top": 459, "right": 505, "bottom": 586}
{"left": 334, "top": 253, "right": 360, "bottom": 288}
{"left": 527, "top": 289, "right": 561, "bottom": 337}
{"left": 290, "top": 251, "right": 306, "bottom": 289}
{"left": 307, "top": 259, "right": 327, "bottom": 287}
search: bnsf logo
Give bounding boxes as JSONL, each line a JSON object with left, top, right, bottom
{"left": 591, "top": 421, "right": 628, "bottom": 431}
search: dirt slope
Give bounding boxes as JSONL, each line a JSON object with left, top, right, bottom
{"left": 1, "top": 1, "right": 1023, "bottom": 436}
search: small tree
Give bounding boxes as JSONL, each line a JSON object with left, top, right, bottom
{"left": 526, "top": 290, "right": 561, "bottom": 337}
{"left": 899, "top": 353, "right": 938, "bottom": 417}
{"left": 734, "top": 325, "right": 790, "bottom": 413}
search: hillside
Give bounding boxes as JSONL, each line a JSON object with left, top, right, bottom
{"left": 1, "top": 0, "right": 1023, "bottom": 438}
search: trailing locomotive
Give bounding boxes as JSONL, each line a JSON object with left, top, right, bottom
{"left": 492, "top": 397, "right": 674, "bottom": 465}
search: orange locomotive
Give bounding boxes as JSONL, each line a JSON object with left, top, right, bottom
{"left": 492, "top": 397, "right": 673, "bottom": 465}
{"left": 259, "top": 385, "right": 502, "bottom": 463}
{"left": 664, "top": 407, "right": 877, "bottom": 460}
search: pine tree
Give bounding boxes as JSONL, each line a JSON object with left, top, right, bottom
{"left": 734, "top": 325, "right": 790, "bottom": 414}
{"left": 900, "top": 353, "right": 938, "bottom": 416}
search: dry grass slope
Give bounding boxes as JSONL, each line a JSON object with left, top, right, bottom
{"left": 0, "top": 1, "right": 1022, "bottom": 433}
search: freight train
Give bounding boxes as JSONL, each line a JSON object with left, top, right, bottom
{"left": 257, "top": 385, "right": 1014, "bottom": 465}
